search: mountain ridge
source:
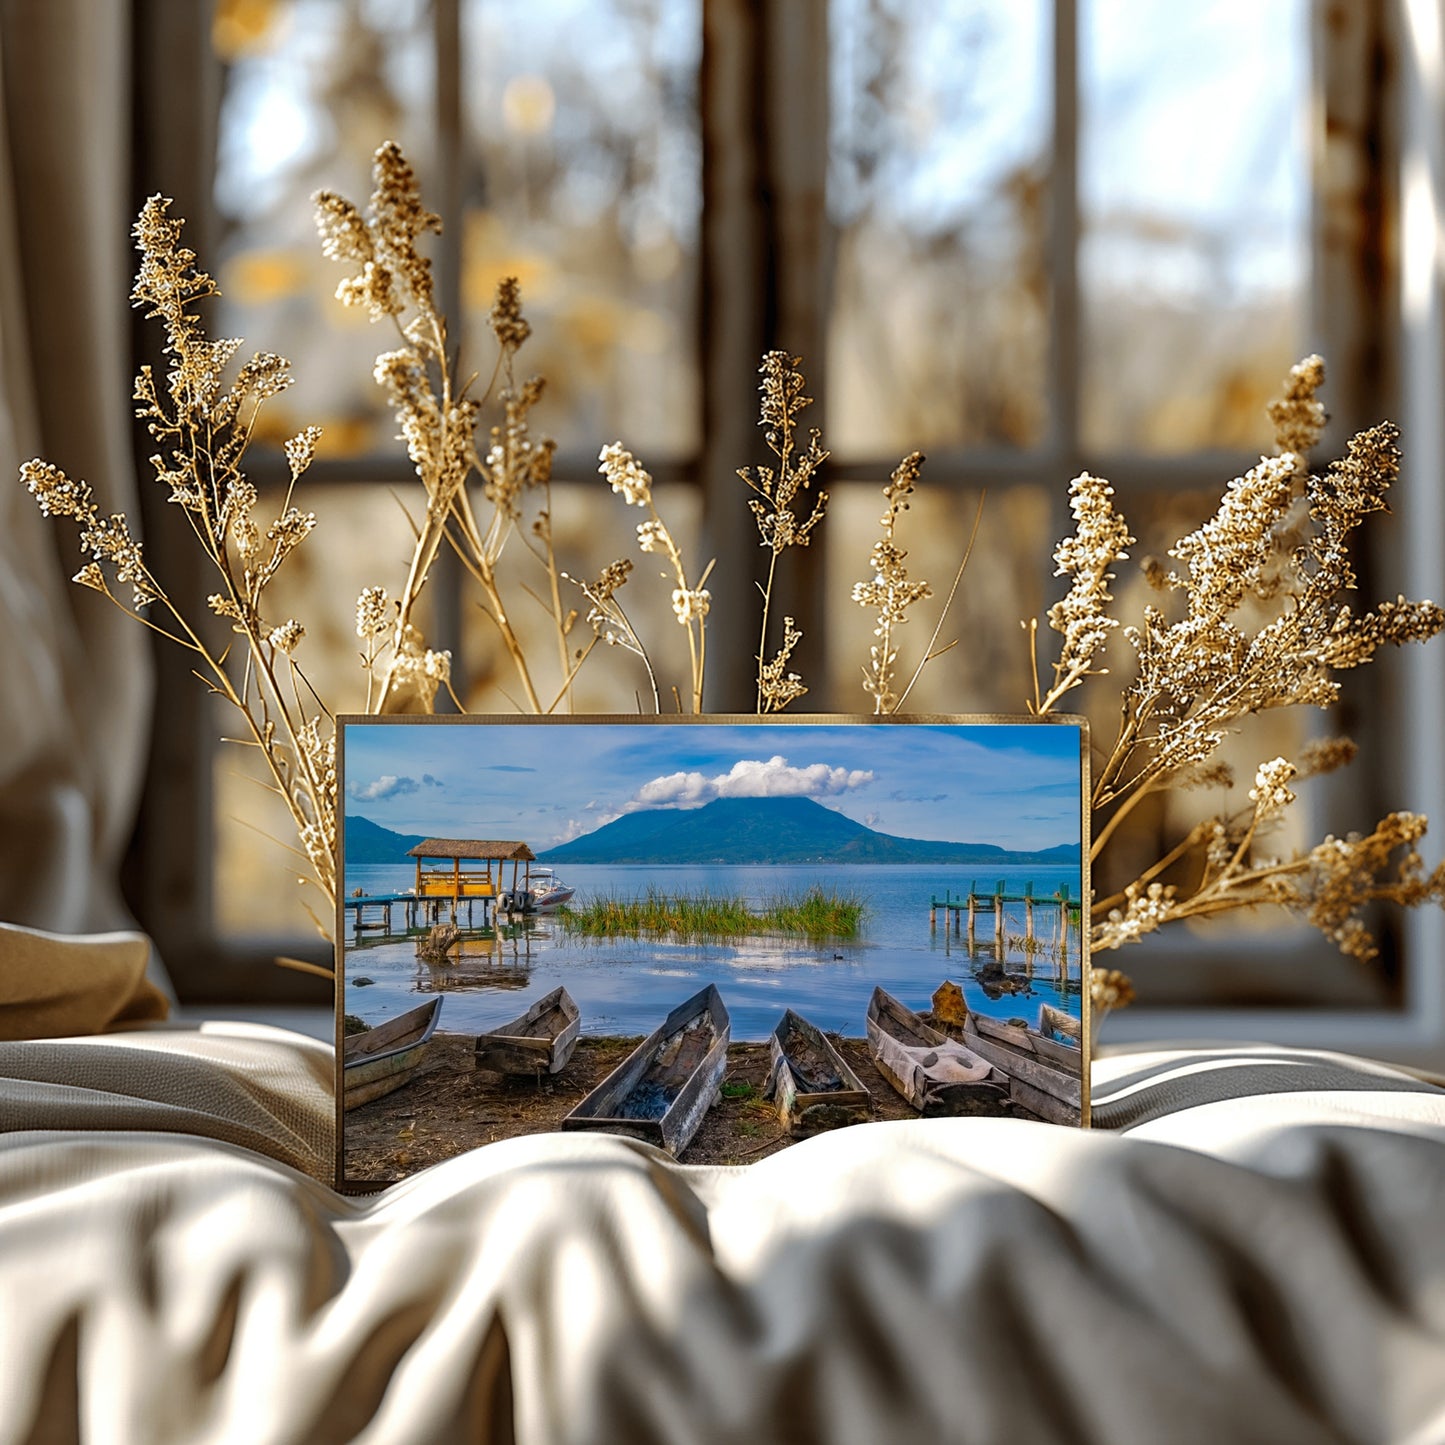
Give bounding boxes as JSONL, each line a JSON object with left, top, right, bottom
{"left": 537, "top": 795, "right": 1079, "bottom": 866}
{"left": 343, "top": 814, "right": 429, "bottom": 865}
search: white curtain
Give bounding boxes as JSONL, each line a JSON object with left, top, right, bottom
{"left": 0, "top": 1, "right": 154, "bottom": 944}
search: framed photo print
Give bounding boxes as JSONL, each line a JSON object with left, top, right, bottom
{"left": 337, "top": 715, "right": 1090, "bottom": 1188}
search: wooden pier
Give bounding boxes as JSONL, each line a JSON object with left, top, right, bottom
{"left": 347, "top": 892, "right": 498, "bottom": 940}
{"left": 347, "top": 837, "right": 540, "bottom": 942}
{"left": 930, "top": 881, "right": 1083, "bottom": 951}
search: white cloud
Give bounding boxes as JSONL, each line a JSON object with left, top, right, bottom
{"left": 347, "top": 774, "right": 419, "bottom": 801}
{"left": 630, "top": 755, "right": 874, "bottom": 810}
{"left": 553, "top": 812, "right": 618, "bottom": 845}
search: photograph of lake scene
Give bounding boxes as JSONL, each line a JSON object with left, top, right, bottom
{"left": 339, "top": 717, "right": 1088, "bottom": 1183}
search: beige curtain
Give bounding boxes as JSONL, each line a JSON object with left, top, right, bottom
{"left": 0, "top": 2, "right": 155, "bottom": 946}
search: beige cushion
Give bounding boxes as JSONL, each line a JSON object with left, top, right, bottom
{"left": 0, "top": 921, "right": 169, "bottom": 1040}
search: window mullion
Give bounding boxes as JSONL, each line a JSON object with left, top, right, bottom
{"left": 760, "top": 0, "right": 831, "bottom": 701}
{"left": 1050, "top": 0, "right": 1081, "bottom": 476}
{"left": 699, "top": 0, "right": 771, "bottom": 710}
{"left": 426, "top": 0, "right": 466, "bottom": 704}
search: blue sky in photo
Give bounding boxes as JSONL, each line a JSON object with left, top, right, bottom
{"left": 342, "top": 720, "right": 1083, "bottom": 853}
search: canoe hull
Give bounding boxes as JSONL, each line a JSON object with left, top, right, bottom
{"left": 865, "top": 986, "right": 1009, "bottom": 1116}
{"left": 962, "top": 1013, "right": 1082, "bottom": 1127}
{"left": 1038, "top": 1002, "right": 1083, "bottom": 1047}
{"left": 767, "top": 1009, "right": 871, "bottom": 1137}
{"left": 474, "top": 986, "right": 581, "bottom": 1075}
{"left": 342, "top": 997, "right": 442, "bottom": 1111}
{"left": 561, "top": 984, "right": 730, "bottom": 1156}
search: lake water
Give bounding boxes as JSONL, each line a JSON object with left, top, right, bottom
{"left": 342, "top": 862, "right": 1084, "bottom": 1041}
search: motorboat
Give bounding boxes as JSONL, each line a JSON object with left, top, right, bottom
{"left": 500, "top": 869, "right": 576, "bottom": 914}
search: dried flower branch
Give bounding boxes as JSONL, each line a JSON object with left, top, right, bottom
{"left": 24, "top": 196, "right": 337, "bottom": 944}
{"left": 1033, "top": 355, "right": 1445, "bottom": 980}
{"left": 851, "top": 452, "right": 933, "bottom": 713}
{"left": 318, "top": 148, "right": 571, "bottom": 715}
{"left": 560, "top": 558, "right": 661, "bottom": 713}
{"left": 739, "top": 352, "right": 830, "bottom": 712}
{"left": 1028, "top": 472, "right": 1135, "bottom": 715}
{"left": 316, "top": 144, "right": 471, "bottom": 712}
{"left": 598, "top": 444, "right": 713, "bottom": 712}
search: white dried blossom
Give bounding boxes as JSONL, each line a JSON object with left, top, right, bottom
{"left": 1248, "top": 758, "right": 1298, "bottom": 818}
{"left": 1038, "top": 472, "right": 1135, "bottom": 712}
{"left": 356, "top": 586, "right": 391, "bottom": 639}
{"left": 268, "top": 619, "right": 305, "bottom": 653}
{"left": 1205, "top": 822, "right": 1233, "bottom": 874}
{"left": 671, "top": 587, "right": 711, "bottom": 624}
{"left": 284, "top": 426, "right": 323, "bottom": 479}
{"left": 599, "top": 443, "right": 652, "bottom": 506}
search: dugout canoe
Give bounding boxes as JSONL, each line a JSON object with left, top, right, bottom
{"left": 474, "top": 986, "right": 581, "bottom": 1075}
{"left": 342, "top": 997, "right": 442, "bottom": 1111}
{"left": 865, "top": 986, "right": 1009, "bottom": 1116}
{"left": 962, "top": 1011, "right": 1083, "bottom": 1126}
{"left": 1037, "top": 1002, "right": 1083, "bottom": 1048}
{"left": 766, "top": 1008, "right": 872, "bottom": 1137}
{"left": 561, "top": 984, "right": 730, "bottom": 1156}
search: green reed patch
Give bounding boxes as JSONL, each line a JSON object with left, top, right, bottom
{"left": 558, "top": 885, "right": 864, "bottom": 941}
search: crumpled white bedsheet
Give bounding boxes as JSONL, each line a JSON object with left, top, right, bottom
{"left": 2, "top": 1030, "right": 1444, "bottom": 1445}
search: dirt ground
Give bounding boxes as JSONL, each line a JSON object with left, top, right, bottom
{"left": 343, "top": 1029, "right": 991, "bottom": 1184}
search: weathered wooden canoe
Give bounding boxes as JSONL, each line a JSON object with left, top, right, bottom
{"left": 1037, "top": 1002, "right": 1083, "bottom": 1048}
{"left": 561, "top": 984, "right": 730, "bottom": 1156}
{"left": 766, "top": 1008, "right": 872, "bottom": 1137}
{"left": 342, "top": 997, "right": 442, "bottom": 1111}
{"left": 962, "top": 1011, "right": 1083, "bottom": 1127}
{"left": 865, "top": 986, "right": 1009, "bottom": 1116}
{"left": 474, "top": 985, "right": 581, "bottom": 1075}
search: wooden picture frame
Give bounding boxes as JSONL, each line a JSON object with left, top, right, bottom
{"left": 336, "top": 715, "right": 1090, "bottom": 1189}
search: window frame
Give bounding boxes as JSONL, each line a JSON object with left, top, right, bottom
{"left": 128, "top": 0, "right": 1445, "bottom": 1063}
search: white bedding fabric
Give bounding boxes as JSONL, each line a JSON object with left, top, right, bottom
{"left": 1, "top": 1033, "right": 1444, "bottom": 1444}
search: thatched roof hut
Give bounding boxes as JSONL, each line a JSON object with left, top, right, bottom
{"left": 407, "top": 839, "right": 536, "bottom": 861}
{"left": 408, "top": 839, "right": 536, "bottom": 901}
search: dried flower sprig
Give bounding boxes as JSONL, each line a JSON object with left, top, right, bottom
{"left": 1027, "top": 472, "right": 1135, "bottom": 716}
{"left": 1093, "top": 790, "right": 1445, "bottom": 968}
{"left": 317, "top": 144, "right": 472, "bottom": 712}
{"left": 757, "top": 615, "right": 808, "bottom": 712}
{"left": 24, "top": 196, "right": 337, "bottom": 956}
{"left": 850, "top": 453, "right": 985, "bottom": 715}
{"left": 739, "top": 352, "right": 830, "bottom": 712}
{"left": 598, "top": 444, "right": 713, "bottom": 711}
{"left": 852, "top": 452, "right": 933, "bottom": 714}
{"left": 1033, "top": 355, "right": 1445, "bottom": 973}
{"left": 318, "top": 146, "right": 567, "bottom": 715}
{"left": 560, "top": 558, "right": 662, "bottom": 713}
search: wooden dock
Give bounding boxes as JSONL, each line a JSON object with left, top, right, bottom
{"left": 346, "top": 892, "right": 496, "bottom": 940}
{"left": 930, "top": 881, "right": 1083, "bottom": 951}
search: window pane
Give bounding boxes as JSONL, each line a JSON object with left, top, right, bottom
{"left": 461, "top": 0, "right": 702, "bottom": 457}
{"left": 212, "top": 0, "right": 436, "bottom": 459}
{"left": 1080, "top": 0, "right": 1310, "bottom": 453}
{"left": 827, "top": 0, "right": 1052, "bottom": 458}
